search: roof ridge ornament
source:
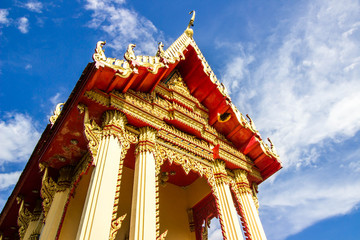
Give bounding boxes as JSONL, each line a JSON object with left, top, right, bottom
{"left": 185, "top": 10, "right": 195, "bottom": 38}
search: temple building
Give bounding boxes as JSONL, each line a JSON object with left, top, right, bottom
{"left": 0, "top": 13, "right": 281, "bottom": 240}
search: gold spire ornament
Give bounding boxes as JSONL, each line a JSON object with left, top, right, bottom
{"left": 185, "top": 11, "right": 196, "bottom": 38}
{"left": 49, "top": 102, "right": 64, "bottom": 125}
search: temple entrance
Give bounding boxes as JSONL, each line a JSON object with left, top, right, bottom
{"left": 158, "top": 160, "right": 213, "bottom": 240}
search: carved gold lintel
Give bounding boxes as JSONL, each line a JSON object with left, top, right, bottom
{"left": 156, "top": 141, "right": 214, "bottom": 186}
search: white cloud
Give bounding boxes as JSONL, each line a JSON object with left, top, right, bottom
{"left": 0, "top": 172, "right": 21, "bottom": 190}
{"left": 84, "top": 0, "right": 163, "bottom": 55}
{"left": 208, "top": 218, "right": 222, "bottom": 240}
{"left": 21, "top": 0, "right": 43, "bottom": 13}
{"left": 219, "top": 0, "right": 360, "bottom": 239}
{"left": 0, "top": 113, "right": 40, "bottom": 164}
{"left": 0, "top": 9, "right": 10, "bottom": 25}
{"left": 17, "top": 17, "right": 29, "bottom": 33}
{"left": 50, "top": 92, "right": 61, "bottom": 106}
{"left": 260, "top": 164, "right": 360, "bottom": 240}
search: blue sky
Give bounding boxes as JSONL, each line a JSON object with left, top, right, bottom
{"left": 1, "top": 0, "right": 360, "bottom": 239}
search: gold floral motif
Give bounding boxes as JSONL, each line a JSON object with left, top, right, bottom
{"left": 109, "top": 213, "right": 127, "bottom": 240}
{"left": 84, "top": 89, "right": 110, "bottom": 107}
{"left": 49, "top": 102, "right": 64, "bottom": 125}
{"left": 16, "top": 196, "right": 33, "bottom": 240}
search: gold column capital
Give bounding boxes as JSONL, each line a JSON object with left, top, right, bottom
{"left": 102, "top": 110, "right": 127, "bottom": 131}
{"left": 135, "top": 126, "right": 157, "bottom": 155}
{"left": 233, "top": 169, "right": 251, "bottom": 194}
{"left": 56, "top": 166, "right": 73, "bottom": 192}
{"left": 212, "top": 159, "right": 230, "bottom": 185}
{"left": 234, "top": 169, "right": 249, "bottom": 184}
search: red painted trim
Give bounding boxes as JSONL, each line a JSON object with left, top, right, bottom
{"left": 122, "top": 73, "right": 138, "bottom": 93}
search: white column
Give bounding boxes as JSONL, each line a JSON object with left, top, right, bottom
{"left": 130, "top": 127, "right": 157, "bottom": 240}
{"left": 233, "top": 170, "right": 267, "bottom": 240}
{"left": 212, "top": 160, "right": 244, "bottom": 240}
{"left": 39, "top": 166, "right": 72, "bottom": 240}
{"left": 76, "top": 133, "right": 123, "bottom": 240}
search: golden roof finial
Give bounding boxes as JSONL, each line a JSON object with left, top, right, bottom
{"left": 185, "top": 11, "right": 195, "bottom": 38}
{"left": 187, "top": 11, "right": 196, "bottom": 29}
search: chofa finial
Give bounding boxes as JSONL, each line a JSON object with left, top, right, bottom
{"left": 185, "top": 11, "right": 196, "bottom": 38}
{"left": 187, "top": 11, "right": 196, "bottom": 29}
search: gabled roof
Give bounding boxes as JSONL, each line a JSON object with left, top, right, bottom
{"left": 90, "top": 27, "right": 281, "bottom": 179}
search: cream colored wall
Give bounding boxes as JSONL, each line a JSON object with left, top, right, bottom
{"left": 159, "top": 182, "right": 191, "bottom": 240}
{"left": 186, "top": 177, "right": 211, "bottom": 207}
{"left": 115, "top": 167, "right": 134, "bottom": 240}
{"left": 159, "top": 177, "right": 211, "bottom": 240}
{"left": 58, "top": 167, "right": 93, "bottom": 240}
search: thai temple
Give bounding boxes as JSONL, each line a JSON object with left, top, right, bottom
{"left": 0, "top": 12, "right": 281, "bottom": 240}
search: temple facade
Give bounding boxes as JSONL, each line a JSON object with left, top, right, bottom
{"left": 0, "top": 15, "right": 281, "bottom": 240}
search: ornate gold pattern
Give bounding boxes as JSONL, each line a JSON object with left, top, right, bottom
{"left": 233, "top": 169, "right": 251, "bottom": 194}
{"left": 39, "top": 163, "right": 57, "bottom": 220}
{"left": 135, "top": 127, "right": 157, "bottom": 155}
{"left": 212, "top": 160, "right": 231, "bottom": 185}
{"left": 156, "top": 141, "right": 215, "bottom": 186}
{"left": 252, "top": 183, "right": 259, "bottom": 210}
{"left": 78, "top": 104, "right": 102, "bottom": 158}
{"left": 57, "top": 166, "right": 73, "bottom": 192}
{"left": 109, "top": 213, "right": 127, "bottom": 240}
{"left": 85, "top": 86, "right": 263, "bottom": 177}
{"left": 16, "top": 196, "right": 33, "bottom": 240}
{"left": 49, "top": 102, "right": 64, "bottom": 125}
{"left": 156, "top": 172, "right": 160, "bottom": 237}
{"left": 92, "top": 38, "right": 181, "bottom": 78}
